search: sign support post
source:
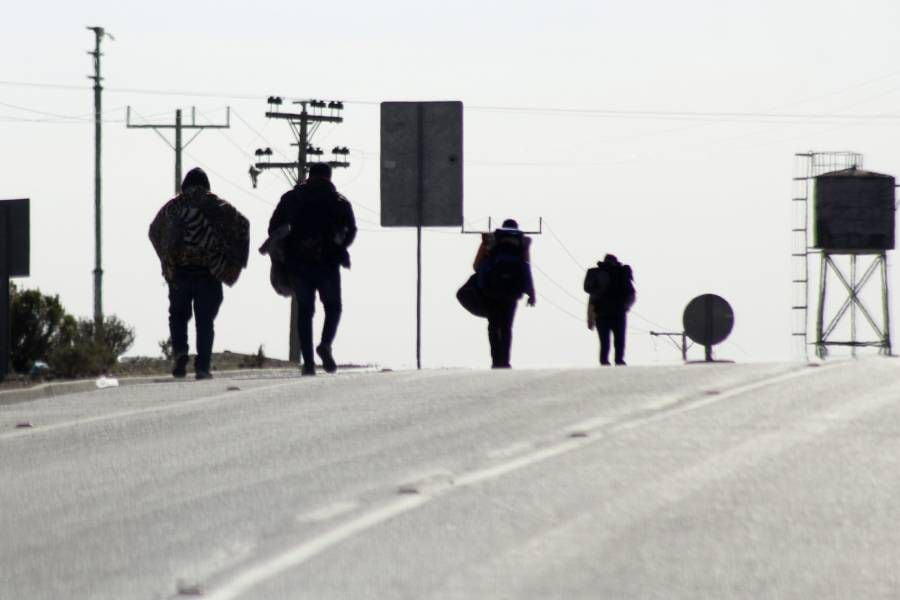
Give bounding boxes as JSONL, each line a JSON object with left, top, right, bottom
{"left": 0, "top": 199, "right": 30, "bottom": 382}
{"left": 0, "top": 207, "right": 8, "bottom": 381}
{"left": 415, "top": 104, "right": 424, "bottom": 370}
{"left": 381, "top": 101, "right": 463, "bottom": 370}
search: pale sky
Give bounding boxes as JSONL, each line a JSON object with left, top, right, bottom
{"left": 3, "top": 0, "right": 900, "bottom": 369}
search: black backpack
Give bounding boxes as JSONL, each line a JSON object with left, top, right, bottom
{"left": 291, "top": 194, "right": 337, "bottom": 264}
{"left": 479, "top": 245, "right": 526, "bottom": 299}
{"left": 586, "top": 264, "right": 636, "bottom": 312}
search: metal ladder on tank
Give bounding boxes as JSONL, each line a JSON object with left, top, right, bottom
{"left": 791, "top": 151, "right": 864, "bottom": 361}
{"left": 792, "top": 153, "right": 813, "bottom": 361}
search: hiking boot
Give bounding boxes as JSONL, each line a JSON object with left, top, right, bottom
{"left": 301, "top": 363, "right": 316, "bottom": 377}
{"left": 195, "top": 370, "right": 213, "bottom": 380}
{"left": 172, "top": 354, "right": 189, "bottom": 378}
{"left": 316, "top": 344, "right": 337, "bottom": 374}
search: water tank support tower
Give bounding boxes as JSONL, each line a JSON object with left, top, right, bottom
{"left": 794, "top": 153, "right": 894, "bottom": 359}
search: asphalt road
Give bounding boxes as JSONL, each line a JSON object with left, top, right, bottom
{"left": 2, "top": 360, "right": 900, "bottom": 599}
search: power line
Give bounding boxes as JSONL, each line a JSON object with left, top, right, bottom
{"left": 0, "top": 99, "right": 124, "bottom": 122}
{"left": 6, "top": 79, "right": 900, "bottom": 122}
{"left": 542, "top": 219, "right": 670, "bottom": 331}
{"left": 531, "top": 261, "right": 583, "bottom": 307}
{"left": 0, "top": 114, "right": 118, "bottom": 124}
{"left": 542, "top": 220, "right": 587, "bottom": 273}
{"left": 181, "top": 148, "right": 275, "bottom": 209}
{"left": 232, "top": 108, "right": 287, "bottom": 158}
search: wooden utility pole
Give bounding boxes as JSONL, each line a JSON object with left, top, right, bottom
{"left": 87, "top": 26, "right": 112, "bottom": 325}
{"left": 252, "top": 98, "right": 350, "bottom": 362}
{"left": 126, "top": 107, "right": 231, "bottom": 194}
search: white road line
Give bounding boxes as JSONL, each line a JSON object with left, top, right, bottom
{"left": 296, "top": 501, "right": 359, "bottom": 524}
{"left": 564, "top": 368, "right": 827, "bottom": 439}
{"left": 613, "top": 364, "right": 838, "bottom": 432}
{"left": 565, "top": 414, "right": 613, "bottom": 434}
{"left": 486, "top": 441, "right": 534, "bottom": 459}
{"left": 206, "top": 495, "right": 428, "bottom": 600}
{"left": 205, "top": 364, "right": 831, "bottom": 600}
{"left": 0, "top": 379, "right": 308, "bottom": 442}
{"left": 446, "top": 371, "right": 900, "bottom": 588}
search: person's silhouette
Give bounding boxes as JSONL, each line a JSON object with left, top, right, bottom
{"left": 473, "top": 219, "right": 536, "bottom": 368}
{"left": 585, "top": 254, "right": 635, "bottom": 366}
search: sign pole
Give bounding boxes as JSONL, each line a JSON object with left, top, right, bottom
{"left": 416, "top": 104, "right": 424, "bottom": 370}
{"left": 0, "top": 199, "right": 29, "bottom": 382}
{"left": 380, "top": 101, "right": 463, "bottom": 370}
{"left": 0, "top": 208, "right": 8, "bottom": 382}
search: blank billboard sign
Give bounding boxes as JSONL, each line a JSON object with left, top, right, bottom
{"left": 380, "top": 101, "right": 463, "bottom": 227}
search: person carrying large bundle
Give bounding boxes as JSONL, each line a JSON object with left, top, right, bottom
{"left": 472, "top": 218, "right": 536, "bottom": 369}
{"left": 149, "top": 167, "right": 250, "bottom": 379}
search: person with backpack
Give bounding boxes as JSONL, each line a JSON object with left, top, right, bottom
{"left": 268, "top": 162, "right": 357, "bottom": 376}
{"left": 149, "top": 167, "right": 250, "bottom": 379}
{"left": 473, "top": 219, "right": 536, "bottom": 368}
{"left": 584, "top": 254, "right": 635, "bottom": 366}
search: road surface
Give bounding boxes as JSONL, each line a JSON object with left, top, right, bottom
{"left": 2, "top": 360, "right": 900, "bottom": 599}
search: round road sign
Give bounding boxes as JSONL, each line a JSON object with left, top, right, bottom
{"left": 682, "top": 294, "right": 734, "bottom": 346}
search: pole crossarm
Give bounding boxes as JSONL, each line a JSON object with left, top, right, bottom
{"left": 264, "top": 111, "right": 342, "bottom": 124}
{"left": 126, "top": 106, "right": 230, "bottom": 129}
{"left": 461, "top": 217, "right": 543, "bottom": 235}
{"left": 126, "top": 106, "right": 231, "bottom": 194}
{"left": 255, "top": 162, "right": 302, "bottom": 169}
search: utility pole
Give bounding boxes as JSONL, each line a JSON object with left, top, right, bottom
{"left": 87, "top": 26, "right": 113, "bottom": 325}
{"left": 251, "top": 97, "right": 350, "bottom": 362}
{"left": 126, "top": 107, "right": 231, "bottom": 194}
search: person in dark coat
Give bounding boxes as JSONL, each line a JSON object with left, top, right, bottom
{"left": 585, "top": 254, "right": 635, "bottom": 366}
{"left": 473, "top": 219, "right": 536, "bottom": 368}
{"left": 149, "top": 167, "right": 250, "bottom": 379}
{"left": 268, "top": 162, "right": 357, "bottom": 376}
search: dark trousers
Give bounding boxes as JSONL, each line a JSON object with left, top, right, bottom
{"left": 293, "top": 265, "right": 342, "bottom": 366}
{"left": 487, "top": 299, "right": 518, "bottom": 368}
{"left": 597, "top": 313, "right": 627, "bottom": 365}
{"left": 168, "top": 269, "right": 223, "bottom": 372}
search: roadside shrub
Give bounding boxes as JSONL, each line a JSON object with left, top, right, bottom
{"left": 8, "top": 283, "right": 137, "bottom": 379}
{"left": 238, "top": 344, "right": 266, "bottom": 368}
{"left": 47, "top": 316, "right": 136, "bottom": 378}
{"left": 158, "top": 337, "right": 173, "bottom": 360}
{"left": 9, "top": 282, "right": 68, "bottom": 373}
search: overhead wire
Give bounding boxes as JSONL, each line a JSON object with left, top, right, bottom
{"left": 542, "top": 219, "right": 671, "bottom": 332}
{"left": 5, "top": 79, "right": 900, "bottom": 123}
{"left": 197, "top": 109, "right": 254, "bottom": 160}
{"left": 0, "top": 99, "right": 119, "bottom": 121}
{"left": 231, "top": 108, "right": 290, "bottom": 160}
{"left": 180, "top": 145, "right": 382, "bottom": 232}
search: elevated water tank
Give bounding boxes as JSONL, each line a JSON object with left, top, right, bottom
{"left": 814, "top": 167, "right": 895, "bottom": 252}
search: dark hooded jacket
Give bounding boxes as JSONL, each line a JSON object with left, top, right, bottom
{"left": 268, "top": 179, "right": 357, "bottom": 270}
